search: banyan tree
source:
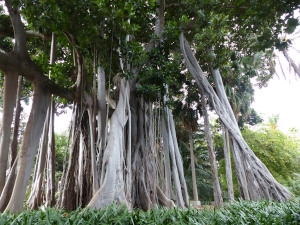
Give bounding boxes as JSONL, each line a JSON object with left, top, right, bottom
{"left": 0, "top": 0, "right": 298, "bottom": 213}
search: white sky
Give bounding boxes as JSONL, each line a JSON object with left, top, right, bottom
{"left": 252, "top": 25, "right": 300, "bottom": 132}
{"left": 252, "top": 76, "right": 300, "bottom": 132}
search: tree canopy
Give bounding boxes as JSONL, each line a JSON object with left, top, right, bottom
{"left": 0, "top": 0, "right": 299, "bottom": 213}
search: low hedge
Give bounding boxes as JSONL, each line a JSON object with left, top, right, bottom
{"left": 0, "top": 199, "right": 299, "bottom": 224}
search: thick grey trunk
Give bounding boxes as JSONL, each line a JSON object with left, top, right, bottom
{"left": 210, "top": 60, "right": 249, "bottom": 200}
{"left": 60, "top": 108, "right": 93, "bottom": 210}
{"left": 0, "top": 71, "right": 19, "bottom": 195}
{"left": 87, "top": 80, "right": 130, "bottom": 210}
{"left": 96, "top": 66, "right": 107, "bottom": 178}
{"left": 5, "top": 86, "right": 50, "bottom": 213}
{"left": 200, "top": 91, "right": 223, "bottom": 207}
{"left": 27, "top": 104, "right": 51, "bottom": 209}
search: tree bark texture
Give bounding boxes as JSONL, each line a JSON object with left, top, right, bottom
{"left": 10, "top": 76, "right": 23, "bottom": 168}
{"left": 0, "top": 157, "right": 18, "bottom": 211}
{"left": 46, "top": 101, "right": 56, "bottom": 207}
{"left": 189, "top": 129, "right": 198, "bottom": 201}
{"left": 221, "top": 125, "right": 234, "bottom": 202}
{"left": 96, "top": 66, "right": 107, "bottom": 181}
{"left": 180, "top": 33, "right": 292, "bottom": 201}
{"left": 161, "top": 117, "right": 173, "bottom": 199}
{"left": 60, "top": 107, "right": 92, "bottom": 211}
{"left": 131, "top": 98, "right": 157, "bottom": 211}
{"left": 200, "top": 90, "right": 223, "bottom": 207}
{"left": 0, "top": 71, "right": 19, "bottom": 195}
{"left": 87, "top": 80, "right": 130, "bottom": 210}
{"left": 5, "top": 85, "right": 50, "bottom": 213}
{"left": 27, "top": 104, "right": 51, "bottom": 209}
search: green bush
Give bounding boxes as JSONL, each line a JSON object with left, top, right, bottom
{"left": 0, "top": 200, "right": 299, "bottom": 224}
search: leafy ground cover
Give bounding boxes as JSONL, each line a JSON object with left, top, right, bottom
{"left": 0, "top": 199, "right": 299, "bottom": 225}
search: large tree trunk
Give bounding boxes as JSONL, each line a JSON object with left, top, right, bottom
{"left": 87, "top": 80, "right": 130, "bottom": 210}
{"left": 0, "top": 71, "right": 19, "bottom": 195}
{"left": 200, "top": 90, "right": 223, "bottom": 207}
{"left": 131, "top": 98, "right": 157, "bottom": 211}
{"left": 96, "top": 66, "right": 107, "bottom": 177}
{"left": 180, "top": 33, "right": 292, "bottom": 201}
{"left": 5, "top": 85, "right": 50, "bottom": 213}
{"left": 60, "top": 107, "right": 92, "bottom": 211}
{"left": 26, "top": 104, "right": 51, "bottom": 209}
{"left": 10, "top": 76, "right": 23, "bottom": 168}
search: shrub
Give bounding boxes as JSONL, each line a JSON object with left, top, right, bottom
{"left": 0, "top": 200, "right": 299, "bottom": 224}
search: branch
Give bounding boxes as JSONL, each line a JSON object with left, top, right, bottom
{"left": 180, "top": 141, "right": 191, "bottom": 153}
{"left": 47, "top": 81, "right": 76, "bottom": 103}
{"left": 165, "top": 3, "right": 181, "bottom": 9}
{"left": 25, "top": 31, "right": 51, "bottom": 40}
{"left": 0, "top": 51, "right": 10, "bottom": 71}
{"left": 0, "top": 51, "right": 91, "bottom": 106}
{"left": 154, "top": 0, "right": 165, "bottom": 38}
{"left": 183, "top": 20, "right": 196, "bottom": 32}
{"left": 4, "top": 0, "right": 27, "bottom": 57}
{"left": 0, "top": 29, "right": 51, "bottom": 41}
{"left": 282, "top": 48, "right": 300, "bottom": 78}
{"left": 224, "top": 4, "right": 248, "bottom": 9}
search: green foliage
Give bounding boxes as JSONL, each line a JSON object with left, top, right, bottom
{"left": 242, "top": 127, "right": 300, "bottom": 185}
{"left": 216, "top": 126, "right": 300, "bottom": 198}
{"left": 54, "top": 131, "right": 69, "bottom": 184}
{"left": 180, "top": 139, "right": 215, "bottom": 202}
{"left": 288, "top": 174, "right": 300, "bottom": 197}
{"left": 0, "top": 200, "right": 299, "bottom": 224}
{"left": 137, "top": 39, "right": 184, "bottom": 101}
{"left": 55, "top": 132, "right": 68, "bottom": 173}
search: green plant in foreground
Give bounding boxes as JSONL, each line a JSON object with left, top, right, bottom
{"left": 0, "top": 200, "right": 299, "bottom": 225}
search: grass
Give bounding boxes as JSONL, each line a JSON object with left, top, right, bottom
{"left": 0, "top": 199, "right": 299, "bottom": 224}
